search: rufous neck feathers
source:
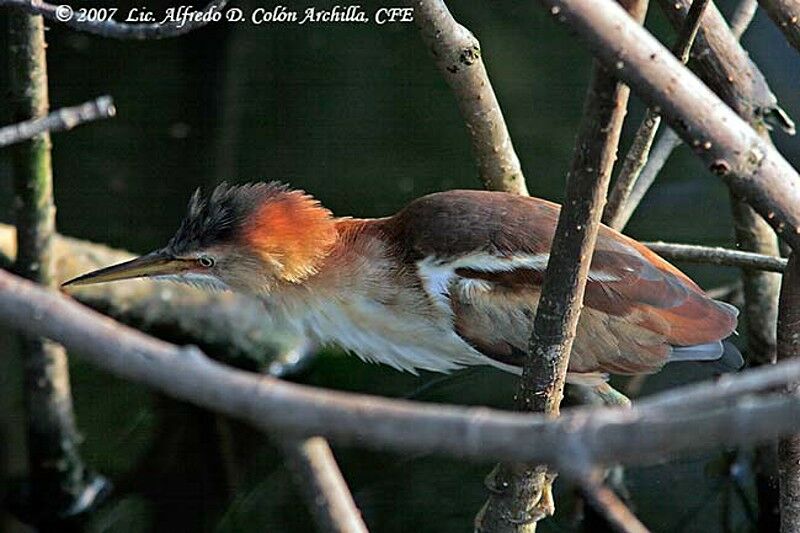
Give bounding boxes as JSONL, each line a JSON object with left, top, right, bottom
{"left": 241, "top": 189, "right": 338, "bottom": 283}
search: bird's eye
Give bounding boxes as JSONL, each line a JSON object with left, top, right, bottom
{"left": 198, "top": 256, "right": 215, "bottom": 268}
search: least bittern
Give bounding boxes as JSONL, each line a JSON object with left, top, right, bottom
{"left": 64, "top": 182, "right": 739, "bottom": 384}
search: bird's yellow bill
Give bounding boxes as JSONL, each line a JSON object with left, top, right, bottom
{"left": 61, "top": 252, "right": 188, "bottom": 288}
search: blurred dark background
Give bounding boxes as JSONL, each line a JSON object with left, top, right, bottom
{"left": 0, "top": 0, "right": 798, "bottom": 531}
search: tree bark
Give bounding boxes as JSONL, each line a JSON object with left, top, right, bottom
{"left": 7, "top": 9, "right": 98, "bottom": 523}
{"left": 7, "top": 268, "right": 800, "bottom": 467}
{"left": 476, "top": 2, "right": 646, "bottom": 527}
{"left": 778, "top": 254, "right": 800, "bottom": 533}
{"left": 409, "top": 0, "right": 528, "bottom": 194}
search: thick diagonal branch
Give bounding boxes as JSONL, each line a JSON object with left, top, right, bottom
{"left": 7, "top": 268, "right": 800, "bottom": 467}
{"left": 409, "top": 0, "right": 528, "bottom": 194}
{"left": 535, "top": 0, "right": 800, "bottom": 250}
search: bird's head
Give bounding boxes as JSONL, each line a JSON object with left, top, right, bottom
{"left": 62, "top": 182, "right": 338, "bottom": 294}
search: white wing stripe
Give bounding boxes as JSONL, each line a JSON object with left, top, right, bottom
{"left": 417, "top": 252, "right": 620, "bottom": 295}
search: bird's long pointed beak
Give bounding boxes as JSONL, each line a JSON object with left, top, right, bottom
{"left": 62, "top": 251, "right": 188, "bottom": 288}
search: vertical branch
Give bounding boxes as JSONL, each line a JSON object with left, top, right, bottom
{"left": 7, "top": 9, "right": 100, "bottom": 523}
{"left": 409, "top": 0, "right": 528, "bottom": 194}
{"left": 731, "top": 198, "right": 781, "bottom": 369}
{"left": 475, "top": 2, "right": 646, "bottom": 530}
{"left": 778, "top": 254, "right": 800, "bottom": 533}
{"left": 280, "top": 437, "right": 369, "bottom": 533}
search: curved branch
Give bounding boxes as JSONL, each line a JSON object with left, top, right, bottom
{"left": 409, "top": 0, "right": 528, "bottom": 194}
{"left": 643, "top": 241, "right": 787, "bottom": 272}
{"left": 7, "top": 233, "right": 800, "bottom": 474}
{"left": 0, "top": 0, "right": 227, "bottom": 40}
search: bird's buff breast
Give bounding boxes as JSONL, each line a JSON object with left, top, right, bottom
{"left": 271, "top": 291, "right": 490, "bottom": 375}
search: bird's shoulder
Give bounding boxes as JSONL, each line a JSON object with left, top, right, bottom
{"left": 381, "top": 189, "right": 558, "bottom": 260}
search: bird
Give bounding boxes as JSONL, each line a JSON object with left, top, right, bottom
{"left": 63, "top": 182, "right": 740, "bottom": 388}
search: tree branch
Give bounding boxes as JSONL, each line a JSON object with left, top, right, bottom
{"left": 580, "top": 480, "right": 651, "bottom": 533}
{"left": 408, "top": 0, "right": 528, "bottom": 194}
{"left": 730, "top": 0, "right": 759, "bottom": 38}
{"left": 7, "top": 268, "right": 800, "bottom": 468}
{"left": 279, "top": 437, "right": 369, "bottom": 533}
{"left": 478, "top": 1, "right": 644, "bottom": 527}
{"left": 535, "top": 0, "right": 800, "bottom": 250}
{"left": 642, "top": 241, "right": 787, "bottom": 272}
{"left": 7, "top": 9, "right": 100, "bottom": 523}
{"left": 607, "top": 0, "right": 788, "bottom": 230}
{"left": 602, "top": 0, "right": 708, "bottom": 229}
{"left": 0, "top": 0, "right": 227, "bottom": 40}
{"left": 778, "top": 254, "right": 800, "bottom": 533}
{"left": 612, "top": 128, "right": 683, "bottom": 229}
{"left": 0, "top": 96, "right": 115, "bottom": 148}
{"left": 758, "top": 0, "right": 800, "bottom": 53}
{"left": 656, "top": 0, "right": 792, "bottom": 132}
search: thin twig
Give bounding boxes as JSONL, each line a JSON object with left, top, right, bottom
{"left": 673, "top": 0, "right": 711, "bottom": 62}
{"left": 730, "top": 0, "right": 759, "bottom": 38}
{"left": 0, "top": 96, "right": 115, "bottom": 148}
{"left": 642, "top": 241, "right": 787, "bottom": 272}
{"left": 581, "top": 481, "right": 651, "bottom": 533}
{"left": 778, "top": 254, "right": 800, "bottom": 533}
{"left": 537, "top": 0, "right": 800, "bottom": 249}
{"left": 613, "top": 128, "right": 682, "bottom": 229}
{"left": 0, "top": 0, "right": 227, "bottom": 40}
{"left": 279, "top": 437, "right": 369, "bottom": 533}
{"left": 7, "top": 268, "right": 800, "bottom": 467}
{"left": 603, "top": 109, "right": 662, "bottom": 228}
{"left": 603, "top": 0, "right": 709, "bottom": 229}
{"left": 705, "top": 280, "right": 743, "bottom": 302}
{"left": 408, "top": 0, "right": 528, "bottom": 194}
{"left": 758, "top": 0, "right": 800, "bottom": 53}
{"left": 478, "top": 1, "right": 644, "bottom": 526}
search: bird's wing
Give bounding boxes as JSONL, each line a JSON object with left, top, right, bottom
{"left": 391, "top": 190, "right": 737, "bottom": 375}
